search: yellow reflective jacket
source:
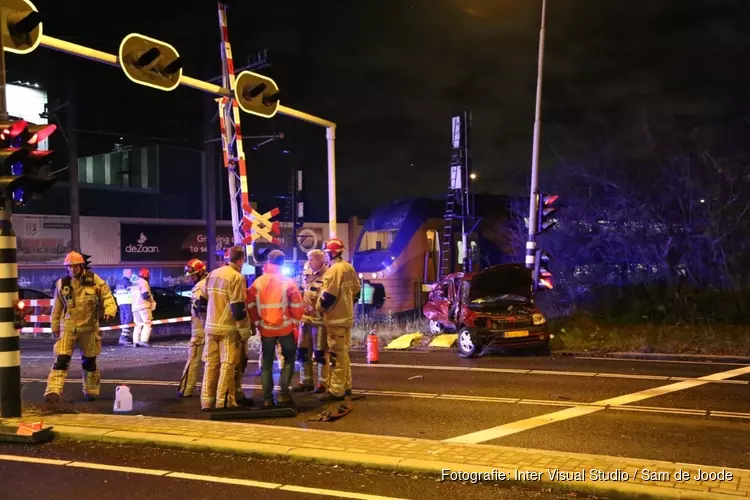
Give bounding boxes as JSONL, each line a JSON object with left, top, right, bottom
{"left": 317, "top": 257, "right": 361, "bottom": 328}
{"left": 301, "top": 263, "right": 328, "bottom": 325}
{"left": 204, "top": 263, "right": 251, "bottom": 338}
{"left": 190, "top": 276, "right": 208, "bottom": 337}
{"left": 51, "top": 271, "right": 117, "bottom": 334}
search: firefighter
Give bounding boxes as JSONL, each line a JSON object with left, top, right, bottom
{"left": 247, "top": 249, "right": 305, "bottom": 407}
{"left": 200, "top": 246, "right": 253, "bottom": 410}
{"left": 177, "top": 259, "right": 208, "bottom": 397}
{"left": 293, "top": 249, "right": 329, "bottom": 393}
{"left": 114, "top": 269, "right": 133, "bottom": 345}
{"left": 317, "top": 238, "right": 360, "bottom": 402}
{"left": 44, "top": 251, "right": 117, "bottom": 403}
{"left": 130, "top": 268, "right": 156, "bottom": 347}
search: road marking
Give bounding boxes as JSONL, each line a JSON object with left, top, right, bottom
{"left": 443, "top": 364, "right": 750, "bottom": 444}
{"left": 20, "top": 377, "right": 750, "bottom": 421}
{"left": 0, "top": 454, "right": 410, "bottom": 500}
{"left": 574, "top": 356, "right": 750, "bottom": 367}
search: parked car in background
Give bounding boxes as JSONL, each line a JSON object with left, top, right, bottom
{"left": 149, "top": 286, "right": 192, "bottom": 318}
{"left": 422, "top": 264, "right": 550, "bottom": 357}
{"left": 170, "top": 284, "right": 193, "bottom": 299}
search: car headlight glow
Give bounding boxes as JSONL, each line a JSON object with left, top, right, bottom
{"left": 532, "top": 313, "right": 546, "bottom": 325}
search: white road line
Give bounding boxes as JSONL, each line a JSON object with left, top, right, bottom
{"left": 19, "top": 377, "right": 750, "bottom": 421}
{"left": 574, "top": 356, "right": 750, "bottom": 367}
{"left": 20, "top": 354, "right": 750, "bottom": 384}
{"left": 443, "top": 364, "right": 750, "bottom": 444}
{"left": 0, "top": 454, "right": 410, "bottom": 500}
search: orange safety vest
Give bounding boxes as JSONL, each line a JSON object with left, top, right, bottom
{"left": 247, "top": 264, "right": 304, "bottom": 337}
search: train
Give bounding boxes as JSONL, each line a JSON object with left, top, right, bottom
{"left": 352, "top": 196, "right": 519, "bottom": 317}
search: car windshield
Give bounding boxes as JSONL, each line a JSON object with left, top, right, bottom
{"left": 468, "top": 266, "right": 533, "bottom": 303}
{"left": 357, "top": 230, "right": 397, "bottom": 252}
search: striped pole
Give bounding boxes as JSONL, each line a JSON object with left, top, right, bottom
{"left": 0, "top": 200, "right": 20, "bottom": 418}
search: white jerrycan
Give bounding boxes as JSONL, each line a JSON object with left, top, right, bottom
{"left": 113, "top": 385, "right": 133, "bottom": 413}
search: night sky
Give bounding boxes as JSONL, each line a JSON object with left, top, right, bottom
{"left": 8, "top": 0, "right": 750, "bottom": 220}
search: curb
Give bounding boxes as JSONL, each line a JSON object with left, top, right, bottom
{"left": 36, "top": 423, "right": 744, "bottom": 500}
{"left": 560, "top": 351, "right": 750, "bottom": 364}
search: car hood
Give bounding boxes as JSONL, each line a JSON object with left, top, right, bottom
{"left": 467, "top": 265, "right": 533, "bottom": 311}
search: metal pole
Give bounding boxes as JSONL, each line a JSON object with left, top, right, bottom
{"left": 66, "top": 80, "right": 80, "bottom": 252}
{"left": 326, "top": 126, "right": 337, "bottom": 239}
{"left": 0, "top": 199, "right": 20, "bottom": 418}
{"left": 0, "top": 29, "right": 8, "bottom": 122}
{"left": 203, "top": 93, "right": 218, "bottom": 271}
{"left": 526, "top": 0, "right": 547, "bottom": 270}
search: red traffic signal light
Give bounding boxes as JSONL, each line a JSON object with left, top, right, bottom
{"left": 536, "top": 192, "right": 558, "bottom": 234}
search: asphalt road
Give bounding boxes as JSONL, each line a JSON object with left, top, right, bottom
{"left": 17, "top": 339, "right": 750, "bottom": 470}
{"left": 0, "top": 441, "right": 597, "bottom": 500}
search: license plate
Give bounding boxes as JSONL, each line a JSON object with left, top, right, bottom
{"left": 504, "top": 330, "right": 529, "bottom": 338}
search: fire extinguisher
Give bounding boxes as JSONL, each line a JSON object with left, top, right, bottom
{"left": 366, "top": 329, "right": 380, "bottom": 364}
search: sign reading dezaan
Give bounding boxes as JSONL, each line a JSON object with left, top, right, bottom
{"left": 120, "top": 223, "right": 234, "bottom": 262}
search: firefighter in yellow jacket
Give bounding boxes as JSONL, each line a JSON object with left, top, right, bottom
{"left": 293, "top": 249, "right": 329, "bottom": 393}
{"left": 317, "top": 238, "right": 360, "bottom": 402}
{"left": 200, "top": 246, "right": 253, "bottom": 410}
{"left": 44, "top": 251, "right": 117, "bottom": 403}
{"left": 178, "top": 259, "right": 208, "bottom": 397}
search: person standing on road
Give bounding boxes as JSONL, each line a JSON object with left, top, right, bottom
{"left": 130, "top": 268, "right": 156, "bottom": 348}
{"left": 114, "top": 268, "right": 133, "bottom": 346}
{"left": 178, "top": 259, "right": 208, "bottom": 398}
{"left": 44, "top": 251, "right": 117, "bottom": 404}
{"left": 247, "top": 249, "right": 305, "bottom": 407}
{"left": 293, "top": 249, "right": 329, "bottom": 393}
{"left": 317, "top": 238, "right": 360, "bottom": 402}
{"left": 201, "top": 246, "right": 253, "bottom": 410}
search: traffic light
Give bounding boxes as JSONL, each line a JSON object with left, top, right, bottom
{"left": 0, "top": 0, "right": 43, "bottom": 55}
{"left": 536, "top": 193, "right": 558, "bottom": 235}
{"left": 118, "top": 33, "right": 183, "bottom": 91}
{"left": 0, "top": 118, "right": 56, "bottom": 206}
{"left": 235, "top": 70, "right": 281, "bottom": 118}
{"left": 534, "top": 249, "right": 553, "bottom": 290}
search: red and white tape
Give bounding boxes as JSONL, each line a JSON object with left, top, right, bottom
{"left": 20, "top": 316, "right": 191, "bottom": 334}
{"left": 25, "top": 299, "right": 53, "bottom": 307}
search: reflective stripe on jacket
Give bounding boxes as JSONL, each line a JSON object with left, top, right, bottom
{"left": 247, "top": 263, "right": 304, "bottom": 337}
{"left": 317, "top": 257, "right": 361, "bottom": 328}
{"left": 113, "top": 276, "right": 132, "bottom": 305}
{"left": 205, "top": 263, "right": 250, "bottom": 337}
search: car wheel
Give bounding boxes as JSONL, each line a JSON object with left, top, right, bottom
{"left": 457, "top": 327, "right": 480, "bottom": 358}
{"left": 428, "top": 319, "right": 442, "bottom": 335}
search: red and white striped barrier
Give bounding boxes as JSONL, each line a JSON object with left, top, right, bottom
{"left": 20, "top": 316, "right": 191, "bottom": 334}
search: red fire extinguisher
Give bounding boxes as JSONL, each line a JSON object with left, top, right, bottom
{"left": 366, "top": 329, "right": 380, "bottom": 364}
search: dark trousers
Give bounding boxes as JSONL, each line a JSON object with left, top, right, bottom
{"left": 260, "top": 333, "right": 296, "bottom": 401}
{"left": 119, "top": 304, "right": 133, "bottom": 338}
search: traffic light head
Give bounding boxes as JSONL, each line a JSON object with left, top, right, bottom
{"left": 0, "top": 118, "right": 56, "bottom": 206}
{"left": 536, "top": 192, "right": 558, "bottom": 235}
{"left": 119, "top": 33, "right": 183, "bottom": 91}
{"left": 0, "top": 0, "right": 42, "bottom": 55}
{"left": 235, "top": 70, "right": 281, "bottom": 118}
{"left": 534, "top": 249, "right": 553, "bottom": 291}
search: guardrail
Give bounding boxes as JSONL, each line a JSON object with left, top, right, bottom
{"left": 20, "top": 298, "right": 191, "bottom": 334}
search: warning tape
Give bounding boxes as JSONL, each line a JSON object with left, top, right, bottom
{"left": 25, "top": 299, "right": 53, "bottom": 307}
{"left": 20, "top": 316, "right": 191, "bottom": 334}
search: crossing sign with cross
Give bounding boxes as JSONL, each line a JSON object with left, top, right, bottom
{"left": 241, "top": 206, "right": 281, "bottom": 244}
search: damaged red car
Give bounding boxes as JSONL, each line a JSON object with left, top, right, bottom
{"left": 423, "top": 264, "right": 550, "bottom": 357}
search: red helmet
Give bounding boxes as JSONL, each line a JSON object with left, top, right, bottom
{"left": 324, "top": 238, "right": 345, "bottom": 257}
{"left": 185, "top": 259, "right": 206, "bottom": 277}
{"left": 138, "top": 268, "right": 150, "bottom": 280}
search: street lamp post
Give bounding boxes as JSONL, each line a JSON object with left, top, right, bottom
{"left": 526, "top": 0, "right": 547, "bottom": 270}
